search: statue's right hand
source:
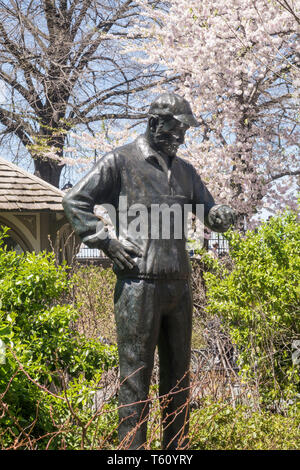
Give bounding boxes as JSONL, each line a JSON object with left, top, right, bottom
{"left": 104, "top": 239, "right": 142, "bottom": 270}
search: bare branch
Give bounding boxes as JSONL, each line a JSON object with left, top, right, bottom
{"left": 70, "top": 0, "right": 93, "bottom": 40}
{"left": 267, "top": 170, "right": 300, "bottom": 183}
{"left": 0, "top": 69, "right": 44, "bottom": 112}
{"left": 274, "top": 0, "right": 300, "bottom": 25}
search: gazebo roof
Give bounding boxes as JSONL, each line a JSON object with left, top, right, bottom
{"left": 0, "top": 157, "right": 64, "bottom": 211}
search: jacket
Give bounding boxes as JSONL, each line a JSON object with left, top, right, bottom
{"left": 62, "top": 134, "right": 216, "bottom": 279}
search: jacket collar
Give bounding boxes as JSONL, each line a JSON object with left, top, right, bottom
{"left": 135, "top": 134, "right": 174, "bottom": 178}
{"left": 135, "top": 134, "right": 162, "bottom": 162}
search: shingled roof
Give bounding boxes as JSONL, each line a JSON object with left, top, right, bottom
{"left": 0, "top": 157, "right": 64, "bottom": 211}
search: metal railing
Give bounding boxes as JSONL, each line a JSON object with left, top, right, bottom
{"left": 76, "top": 233, "right": 229, "bottom": 260}
{"left": 207, "top": 233, "right": 229, "bottom": 257}
{"left": 76, "top": 245, "right": 106, "bottom": 259}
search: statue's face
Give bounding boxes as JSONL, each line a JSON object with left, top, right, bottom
{"left": 150, "top": 116, "right": 190, "bottom": 157}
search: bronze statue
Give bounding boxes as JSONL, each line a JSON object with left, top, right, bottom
{"left": 63, "top": 93, "right": 235, "bottom": 449}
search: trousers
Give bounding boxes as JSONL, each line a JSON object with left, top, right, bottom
{"left": 114, "top": 278, "right": 193, "bottom": 450}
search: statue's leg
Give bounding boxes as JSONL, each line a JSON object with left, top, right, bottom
{"left": 157, "top": 279, "right": 193, "bottom": 450}
{"left": 114, "top": 278, "right": 160, "bottom": 450}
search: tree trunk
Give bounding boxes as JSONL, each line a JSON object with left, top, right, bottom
{"left": 33, "top": 125, "right": 66, "bottom": 188}
{"left": 34, "top": 158, "right": 64, "bottom": 188}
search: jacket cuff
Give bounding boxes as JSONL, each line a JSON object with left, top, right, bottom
{"left": 82, "top": 229, "right": 111, "bottom": 251}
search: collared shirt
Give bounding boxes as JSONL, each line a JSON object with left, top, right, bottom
{"left": 63, "top": 134, "right": 216, "bottom": 279}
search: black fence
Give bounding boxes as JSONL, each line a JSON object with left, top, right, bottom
{"left": 76, "top": 233, "right": 229, "bottom": 261}
{"left": 207, "top": 233, "right": 230, "bottom": 258}
{"left": 76, "top": 246, "right": 106, "bottom": 259}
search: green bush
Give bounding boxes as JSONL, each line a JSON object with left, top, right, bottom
{"left": 0, "top": 229, "right": 118, "bottom": 449}
{"left": 190, "top": 399, "right": 299, "bottom": 450}
{"left": 204, "top": 210, "right": 300, "bottom": 406}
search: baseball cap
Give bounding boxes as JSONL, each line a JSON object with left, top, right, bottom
{"left": 148, "top": 92, "right": 200, "bottom": 127}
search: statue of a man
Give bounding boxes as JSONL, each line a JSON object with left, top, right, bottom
{"left": 63, "top": 93, "right": 235, "bottom": 450}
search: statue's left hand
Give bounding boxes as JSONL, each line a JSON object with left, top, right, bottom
{"left": 208, "top": 205, "right": 236, "bottom": 232}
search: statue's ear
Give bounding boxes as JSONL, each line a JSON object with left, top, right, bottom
{"left": 148, "top": 115, "right": 159, "bottom": 132}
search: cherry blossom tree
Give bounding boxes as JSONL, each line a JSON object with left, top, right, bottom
{"left": 125, "top": 0, "right": 300, "bottom": 225}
